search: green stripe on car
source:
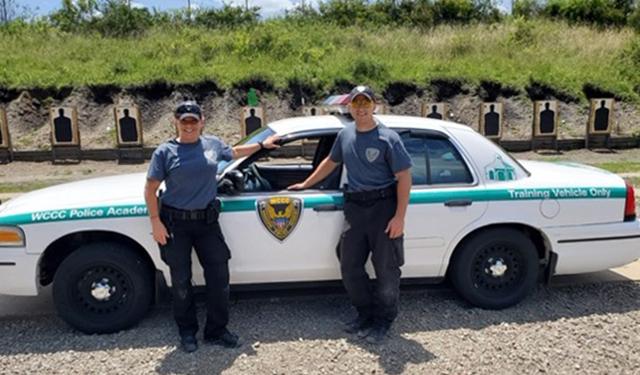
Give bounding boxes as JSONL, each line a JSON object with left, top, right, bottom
{"left": 0, "top": 187, "right": 627, "bottom": 226}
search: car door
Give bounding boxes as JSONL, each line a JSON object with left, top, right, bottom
{"left": 217, "top": 134, "right": 346, "bottom": 285}
{"left": 400, "top": 130, "right": 488, "bottom": 278}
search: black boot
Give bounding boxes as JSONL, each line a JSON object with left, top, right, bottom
{"left": 365, "top": 322, "right": 390, "bottom": 344}
{"left": 344, "top": 314, "right": 373, "bottom": 334}
{"left": 204, "top": 329, "right": 242, "bottom": 349}
{"left": 180, "top": 334, "right": 198, "bottom": 353}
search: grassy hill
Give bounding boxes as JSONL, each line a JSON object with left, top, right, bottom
{"left": 0, "top": 19, "right": 638, "bottom": 103}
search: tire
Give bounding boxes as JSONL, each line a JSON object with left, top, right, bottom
{"left": 450, "top": 228, "right": 539, "bottom": 309}
{"left": 53, "top": 242, "right": 154, "bottom": 334}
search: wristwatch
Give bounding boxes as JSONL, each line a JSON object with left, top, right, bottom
{"left": 257, "top": 141, "right": 264, "bottom": 150}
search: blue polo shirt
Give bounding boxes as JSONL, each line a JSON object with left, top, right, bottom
{"left": 330, "top": 122, "right": 412, "bottom": 192}
{"left": 147, "top": 136, "right": 233, "bottom": 210}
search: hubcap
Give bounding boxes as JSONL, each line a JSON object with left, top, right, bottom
{"left": 486, "top": 257, "right": 508, "bottom": 277}
{"left": 90, "top": 278, "right": 116, "bottom": 301}
{"left": 72, "top": 265, "right": 131, "bottom": 315}
{"left": 472, "top": 243, "right": 524, "bottom": 293}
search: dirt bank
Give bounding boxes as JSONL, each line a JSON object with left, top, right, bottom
{"left": 2, "top": 84, "right": 639, "bottom": 151}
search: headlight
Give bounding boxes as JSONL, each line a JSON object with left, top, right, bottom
{"left": 0, "top": 226, "right": 25, "bottom": 247}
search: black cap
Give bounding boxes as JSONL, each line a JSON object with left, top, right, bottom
{"left": 349, "top": 85, "right": 375, "bottom": 102}
{"left": 175, "top": 101, "right": 202, "bottom": 120}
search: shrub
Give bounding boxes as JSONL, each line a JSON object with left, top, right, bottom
{"left": 432, "top": 0, "right": 475, "bottom": 24}
{"left": 630, "top": 7, "right": 640, "bottom": 33}
{"left": 194, "top": 4, "right": 259, "bottom": 29}
{"left": 319, "top": 0, "right": 384, "bottom": 27}
{"left": 92, "top": 1, "right": 154, "bottom": 37}
{"left": 49, "top": 0, "right": 98, "bottom": 33}
{"left": 542, "top": 0, "right": 627, "bottom": 27}
{"left": 513, "top": 0, "right": 543, "bottom": 19}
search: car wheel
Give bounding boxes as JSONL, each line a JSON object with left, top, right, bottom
{"left": 450, "top": 228, "right": 539, "bottom": 309}
{"left": 53, "top": 242, "right": 154, "bottom": 333}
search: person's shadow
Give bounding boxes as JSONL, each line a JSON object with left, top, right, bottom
{"left": 156, "top": 290, "right": 434, "bottom": 374}
{"left": 4, "top": 280, "right": 640, "bottom": 373}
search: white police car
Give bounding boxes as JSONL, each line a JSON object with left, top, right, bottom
{"left": 1, "top": 114, "right": 639, "bottom": 334}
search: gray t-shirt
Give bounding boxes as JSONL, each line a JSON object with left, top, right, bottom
{"left": 330, "top": 122, "right": 412, "bottom": 192}
{"left": 147, "top": 136, "right": 233, "bottom": 210}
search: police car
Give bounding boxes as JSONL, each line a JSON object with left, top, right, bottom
{"left": 1, "top": 113, "right": 639, "bottom": 334}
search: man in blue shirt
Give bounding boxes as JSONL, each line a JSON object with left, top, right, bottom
{"left": 145, "top": 101, "right": 279, "bottom": 353}
{"left": 289, "top": 86, "right": 412, "bottom": 344}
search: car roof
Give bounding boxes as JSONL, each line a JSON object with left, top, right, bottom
{"left": 267, "top": 115, "right": 474, "bottom": 136}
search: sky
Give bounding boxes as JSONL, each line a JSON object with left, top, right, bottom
{"left": 17, "top": 0, "right": 512, "bottom": 19}
{"left": 18, "top": 1, "right": 312, "bottom": 18}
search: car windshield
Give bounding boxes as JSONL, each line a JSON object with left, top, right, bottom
{"left": 217, "top": 127, "right": 275, "bottom": 172}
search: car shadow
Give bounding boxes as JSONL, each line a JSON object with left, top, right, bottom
{"left": 1, "top": 280, "right": 639, "bottom": 374}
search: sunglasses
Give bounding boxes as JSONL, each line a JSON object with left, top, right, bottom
{"left": 351, "top": 97, "right": 374, "bottom": 108}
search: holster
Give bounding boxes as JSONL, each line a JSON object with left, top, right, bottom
{"left": 206, "top": 198, "right": 221, "bottom": 224}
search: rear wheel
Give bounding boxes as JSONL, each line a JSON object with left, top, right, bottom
{"left": 53, "top": 242, "right": 154, "bottom": 333}
{"left": 450, "top": 228, "right": 539, "bottom": 309}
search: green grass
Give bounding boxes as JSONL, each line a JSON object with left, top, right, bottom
{"left": 0, "top": 180, "right": 69, "bottom": 193}
{"left": 0, "top": 19, "right": 638, "bottom": 101}
{"left": 623, "top": 176, "right": 640, "bottom": 189}
{"left": 593, "top": 162, "right": 640, "bottom": 174}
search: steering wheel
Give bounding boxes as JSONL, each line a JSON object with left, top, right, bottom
{"left": 218, "top": 170, "right": 244, "bottom": 195}
{"left": 244, "top": 164, "right": 272, "bottom": 191}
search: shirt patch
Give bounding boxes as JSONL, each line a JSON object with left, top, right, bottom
{"left": 205, "top": 149, "right": 217, "bottom": 164}
{"left": 365, "top": 147, "right": 380, "bottom": 162}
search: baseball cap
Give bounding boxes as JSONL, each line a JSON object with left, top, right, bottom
{"left": 349, "top": 85, "right": 375, "bottom": 102}
{"left": 175, "top": 101, "right": 202, "bottom": 120}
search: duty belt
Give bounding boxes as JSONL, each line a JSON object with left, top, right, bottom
{"left": 161, "top": 205, "right": 208, "bottom": 220}
{"left": 344, "top": 185, "right": 396, "bottom": 202}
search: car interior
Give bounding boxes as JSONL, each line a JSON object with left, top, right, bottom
{"left": 217, "top": 128, "right": 474, "bottom": 196}
{"left": 218, "top": 133, "right": 343, "bottom": 195}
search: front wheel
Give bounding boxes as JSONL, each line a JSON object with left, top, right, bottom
{"left": 450, "top": 228, "right": 539, "bottom": 309}
{"left": 53, "top": 242, "right": 154, "bottom": 333}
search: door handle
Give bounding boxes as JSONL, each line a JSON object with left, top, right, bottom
{"left": 444, "top": 199, "right": 472, "bottom": 207}
{"left": 313, "top": 204, "right": 342, "bottom": 212}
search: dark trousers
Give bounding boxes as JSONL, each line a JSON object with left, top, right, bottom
{"left": 159, "top": 214, "right": 231, "bottom": 338}
{"left": 340, "top": 196, "right": 404, "bottom": 326}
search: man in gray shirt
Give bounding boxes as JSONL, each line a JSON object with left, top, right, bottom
{"left": 289, "top": 86, "right": 412, "bottom": 344}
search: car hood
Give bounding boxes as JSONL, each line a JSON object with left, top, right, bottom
{"left": 0, "top": 173, "right": 147, "bottom": 219}
{"left": 517, "top": 160, "right": 625, "bottom": 187}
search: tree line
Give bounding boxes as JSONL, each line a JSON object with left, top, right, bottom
{"left": 0, "top": 0, "right": 639, "bottom": 37}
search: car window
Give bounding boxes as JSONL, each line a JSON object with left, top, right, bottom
{"left": 218, "top": 127, "right": 275, "bottom": 172}
{"left": 401, "top": 133, "right": 473, "bottom": 185}
{"left": 234, "top": 134, "right": 341, "bottom": 192}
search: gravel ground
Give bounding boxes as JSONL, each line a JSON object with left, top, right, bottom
{"left": 0, "top": 282, "right": 639, "bottom": 374}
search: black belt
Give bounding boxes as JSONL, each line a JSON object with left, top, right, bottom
{"left": 344, "top": 185, "right": 396, "bottom": 202}
{"left": 161, "top": 205, "right": 208, "bottom": 220}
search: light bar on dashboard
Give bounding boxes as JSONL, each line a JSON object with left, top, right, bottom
{"left": 322, "top": 94, "right": 351, "bottom": 115}
{"left": 315, "top": 93, "right": 384, "bottom": 116}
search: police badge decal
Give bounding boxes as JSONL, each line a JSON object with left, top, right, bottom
{"left": 257, "top": 197, "right": 303, "bottom": 241}
{"left": 365, "top": 147, "right": 380, "bottom": 162}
